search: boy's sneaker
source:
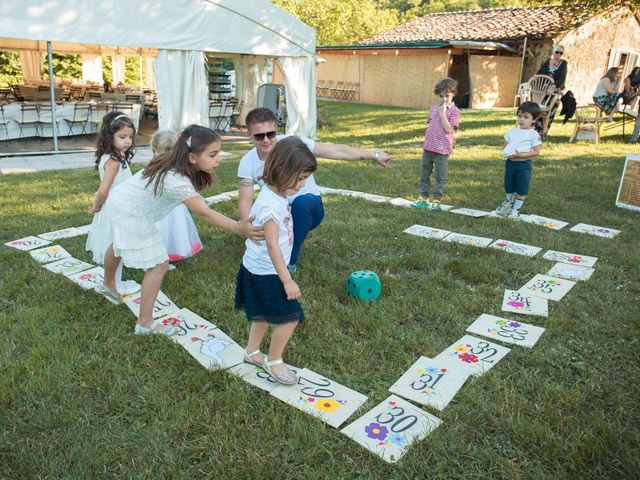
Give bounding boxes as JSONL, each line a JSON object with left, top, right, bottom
{"left": 495, "top": 200, "right": 513, "bottom": 216}
{"left": 430, "top": 199, "right": 442, "bottom": 211}
{"left": 506, "top": 208, "right": 520, "bottom": 220}
{"left": 410, "top": 196, "right": 431, "bottom": 208}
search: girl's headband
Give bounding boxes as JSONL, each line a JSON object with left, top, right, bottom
{"left": 185, "top": 136, "right": 192, "bottom": 149}
{"left": 112, "top": 114, "right": 129, "bottom": 123}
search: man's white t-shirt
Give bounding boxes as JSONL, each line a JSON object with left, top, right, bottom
{"left": 502, "top": 127, "right": 542, "bottom": 159}
{"left": 237, "top": 134, "right": 321, "bottom": 202}
{"left": 242, "top": 186, "right": 293, "bottom": 275}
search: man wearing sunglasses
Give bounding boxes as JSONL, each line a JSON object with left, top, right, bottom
{"left": 238, "top": 107, "right": 393, "bottom": 273}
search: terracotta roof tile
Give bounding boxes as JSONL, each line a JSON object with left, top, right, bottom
{"left": 360, "top": 5, "right": 591, "bottom": 45}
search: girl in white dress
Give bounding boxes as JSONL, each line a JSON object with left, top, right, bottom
{"left": 151, "top": 130, "right": 203, "bottom": 263}
{"left": 90, "top": 125, "right": 262, "bottom": 335}
{"left": 85, "top": 111, "right": 140, "bottom": 295}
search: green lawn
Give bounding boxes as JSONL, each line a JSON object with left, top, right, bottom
{"left": 1, "top": 101, "right": 639, "bottom": 479}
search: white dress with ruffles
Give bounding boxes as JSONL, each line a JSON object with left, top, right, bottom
{"left": 86, "top": 155, "right": 132, "bottom": 262}
{"left": 91, "top": 169, "right": 199, "bottom": 269}
{"left": 154, "top": 204, "right": 203, "bottom": 261}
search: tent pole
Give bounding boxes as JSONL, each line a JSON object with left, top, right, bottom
{"left": 46, "top": 41, "right": 59, "bottom": 152}
{"left": 519, "top": 37, "right": 528, "bottom": 85}
{"left": 139, "top": 56, "right": 143, "bottom": 90}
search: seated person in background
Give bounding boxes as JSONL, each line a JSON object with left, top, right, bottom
{"left": 593, "top": 68, "right": 623, "bottom": 121}
{"left": 622, "top": 67, "right": 640, "bottom": 114}
{"left": 533, "top": 44, "right": 567, "bottom": 135}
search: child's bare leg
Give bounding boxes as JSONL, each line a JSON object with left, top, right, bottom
{"left": 267, "top": 321, "right": 299, "bottom": 374}
{"left": 138, "top": 261, "right": 169, "bottom": 328}
{"left": 247, "top": 321, "right": 269, "bottom": 363}
{"left": 103, "top": 245, "right": 121, "bottom": 290}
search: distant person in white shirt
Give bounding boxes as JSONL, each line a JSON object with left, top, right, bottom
{"left": 237, "top": 108, "right": 393, "bottom": 273}
{"left": 494, "top": 102, "right": 542, "bottom": 219}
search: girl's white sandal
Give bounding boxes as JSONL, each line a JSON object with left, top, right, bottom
{"left": 262, "top": 357, "right": 298, "bottom": 385}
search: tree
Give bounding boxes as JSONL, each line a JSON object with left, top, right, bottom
{"left": 272, "top": 0, "right": 399, "bottom": 45}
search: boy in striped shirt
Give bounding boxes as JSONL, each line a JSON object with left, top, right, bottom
{"left": 411, "top": 77, "right": 460, "bottom": 210}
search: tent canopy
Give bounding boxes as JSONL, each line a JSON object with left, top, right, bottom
{"left": 0, "top": 0, "right": 317, "bottom": 137}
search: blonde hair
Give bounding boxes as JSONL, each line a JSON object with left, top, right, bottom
{"left": 150, "top": 130, "right": 179, "bottom": 156}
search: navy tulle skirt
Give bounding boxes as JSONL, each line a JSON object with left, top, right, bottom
{"left": 235, "top": 263, "right": 304, "bottom": 324}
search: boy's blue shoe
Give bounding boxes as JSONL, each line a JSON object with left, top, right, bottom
{"left": 430, "top": 199, "right": 442, "bottom": 211}
{"left": 410, "top": 196, "right": 431, "bottom": 208}
{"left": 287, "top": 263, "right": 297, "bottom": 273}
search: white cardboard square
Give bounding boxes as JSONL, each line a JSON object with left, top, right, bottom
{"left": 29, "top": 245, "right": 72, "bottom": 263}
{"left": 546, "top": 262, "right": 594, "bottom": 282}
{"left": 179, "top": 327, "right": 245, "bottom": 371}
{"left": 443, "top": 232, "right": 493, "bottom": 247}
{"left": 123, "top": 290, "right": 180, "bottom": 319}
{"left": 501, "top": 289, "right": 548, "bottom": 317}
{"left": 67, "top": 266, "right": 105, "bottom": 289}
{"left": 359, "top": 193, "right": 392, "bottom": 203}
{"left": 389, "top": 197, "right": 413, "bottom": 207}
{"left": 228, "top": 361, "right": 302, "bottom": 393}
{"left": 403, "top": 224, "right": 452, "bottom": 240}
{"left": 570, "top": 223, "right": 620, "bottom": 238}
{"left": 73, "top": 224, "right": 92, "bottom": 235}
{"left": 519, "top": 214, "right": 569, "bottom": 230}
{"left": 205, "top": 193, "right": 232, "bottom": 205}
{"left": 519, "top": 274, "right": 576, "bottom": 301}
{"left": 435, "top": 334, "right": 511, "bottom": 377}
{"left": 5, "top": 236, "right": 51, "bottom": 251}
{"left": 270, "top": 368, "right": 368, "bottom": 428}
{"left": 489, "top": 239, "right": 541, "bottom": 257}
{"left": 466, "top": 314, "right": 545, "bottom": 348}
{"left": 43, "top": 257, "right": 94, "bottom": 276}
{"left": 154, "top": 308, "right": 218, "bottom": 344}
{"left": 388, "top": 356, "right": 470, "bottom": 410}
{"left": 450, "top": 207, "right": 491, "bottom": 218}
{"left": 542, "top": 250, "right": 598, "bottom": 267}
{"left": 37, "top": 227, "right": 81, "bottom": 241}
{"left": 341, "top": 394, "right": 442, "bottom": 463}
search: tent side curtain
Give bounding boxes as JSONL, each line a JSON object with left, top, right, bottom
{"left": 156, "top": 50, "right": 209, "bottom": 132}
{"left": 280, "top": 56, "right": 316, "bottom": 138}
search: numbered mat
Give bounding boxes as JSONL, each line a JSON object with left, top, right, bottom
{"left": 29, "top": 245, "right": 71, "bottom": 263}
{"left": 123, "top": 290, "right": 180, "bottom": 319}
{"left": 67, "top": 266, "right": 105, "bottom": 289}
{"left": 450, "top": 207, "right": 491, "bottom": 218}
{"left": 569, "top": 223, "right": 620, "bottom": 239}
{"left": 359, "top": 193, "right": 392, "bottom": 203}
{"left": 37, "top": 227, "right": 83, "bottom": 241}
{"left": 519, "top": 214, "right": 569, "bottom": 230}
{"left": 519, "top": 274, "right": 576, "bottom": 302}
{"left": 442, "top": 233, "right": 493, "bottom": 248}
{"left": 154, "top": 308, "right": 218, "bottom": 343}
{"left": 435, "top": 335, "right": 510, "bottom": 377}
{"left": 177, "top": 326, "right": 245, "bottom": 371}
{"left": 546, "top": 262, "right": 594, "bottom": 282}
{"left": 542, "top": 250, "right": 598, "bottom": 268}
{"left": 341, "top": 395, "right": 442, "bottom": 464}
{"left": 270, "top": 368, "right": 368, "bottom": 428}
{"left": 73, "top": 224, "right": 92, "bottom": 236}
{"left": 389, "top": 198, "right": 413, "bottom": 207}
{"left": 388, "top": 356, "right": 470, "bottom": 410}
{"left": 5, "top": 236, "right": 51, "bottom": 251}
{"left": 229, "top": 362, "right": 302, "bottom": 394}
{"left": 403, "top": 224, "right": 451, "bottom": 240}
{"left": 43, "top": 257, "right": 94, "bottom": 276}
{"left": 489, "top": 239, "right": 541, "bottom": 257}
{"left": 501, "top": 289, "right": 548, "bottom": 317}
{"left": 466, "top": 314, "right": 545, "bottom": 348}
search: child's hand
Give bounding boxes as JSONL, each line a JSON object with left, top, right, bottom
{"left": 88, "top": 204, "right": 101, "bottom": 214}
{"left": 284, "top": 280, "right": 301, "bottom": 300}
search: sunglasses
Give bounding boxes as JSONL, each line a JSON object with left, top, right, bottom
{"left": 554, "top": 51, "right": 563, "bottom": 55}
{"left": 252, "top": 131, "right": 277, "bottom": 141}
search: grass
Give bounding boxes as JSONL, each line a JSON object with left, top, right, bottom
{"left": 1, "top": 101, "right": 639, "bottom": 479}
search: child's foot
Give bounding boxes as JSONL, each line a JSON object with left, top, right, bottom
{"left": 506, "top": 208, "right": 521, "bottom": 219}
{"left": 244, "top": 348, "right": 265, "bottom": 367}
{"left": 117, "top": 280, "right": 141, "bottom": 296}
{"left": 430, "top": 199, "right": 442, "bottom": 211}
{"left": 95, "top": 284, "right": 123, "bottom": 304}
{"left": 495, "top": 200, "right": 513, "bottom": 216}
{"left": 287, "top": 263, "right": 297, "bottom": 273}
{"left": 262, "top": 357, "right": 298, "bottom": 385}
{"left": 410, "top": 196, "right": 431, "bottom": 208}
{"left": 167, "top": 264, "right": 177, "bottom": 271}
{"left": 134, "top": 322, "right": 178, "bottom": 336}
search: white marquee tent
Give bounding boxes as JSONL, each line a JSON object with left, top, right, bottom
{"left": 0, "top": 0, "right": 317, "bottom": 143}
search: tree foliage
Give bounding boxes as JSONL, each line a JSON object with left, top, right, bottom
{"left": 272, "top": 0, "right": 398, "bottom": 45}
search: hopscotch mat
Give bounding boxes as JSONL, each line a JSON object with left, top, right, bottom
{"left": 466, "top": 314, "right": 545, "bottom": 348}
{"left": 435, "top": 335, "right": 511, "bottom": 377}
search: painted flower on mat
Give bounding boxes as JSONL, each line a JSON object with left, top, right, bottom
{"left": 495, "top": 241, "right": 507, "bottom": 248}
{"left": 507, "top": 300, "right": 524, "bottom": 309}
{"left": 315, "top": 399, "right": 340, "bottom": 413}
{"left": 365, "top": 422, "right": 388, "bottom": 440}
{"left": 454, "top": 345, "right": 468, "bottom": 353}
{"left": 495, "top": 319, "right": 507, "bottom": 326}
{"left": 508, "top": 321, "right": 521, "bottom": 328}
{"left": 387, "top": 433, "right": 407, "bottom": 446}
{"left": 458, "top": 352, "right": 479, "bottom": 363}
{"left": 568, "top": 256, "right": 582, "bottom": 263}
{"left": 161, "top": 316, "right": 181, "bottom": 326}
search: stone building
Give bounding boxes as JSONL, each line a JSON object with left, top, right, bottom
{"left": 313, "top": 6, "right": 640, "bottom": 110}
